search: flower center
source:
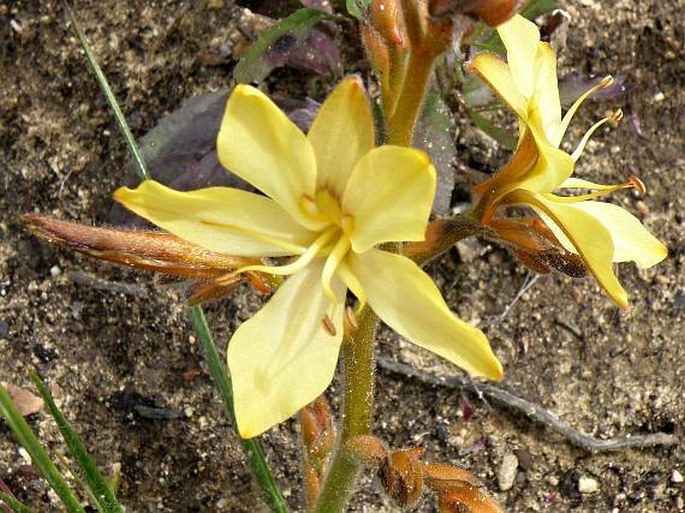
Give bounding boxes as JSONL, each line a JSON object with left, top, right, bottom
{"left": 229, "top": 187, "right": 357, "bottom": 303}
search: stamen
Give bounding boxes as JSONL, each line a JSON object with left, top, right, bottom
{"left": 321, "top": 235, "right": 351, "bottom": 302}
{"left": 226, "top": 226, "right": 337, "bottom": 280}
{"left": 336, "top": 262, "right": 367, "bottom": 314}
{"left": 609, "top": 108, "right": 624, "bottom": 125}
{"left": 547, "top": 180, "right": 636, "bottom": 203}
{"left": 570, "top": 109, "right": 622, "bottom": 163}
{"left": 321, "top": 314, "right": 337, "bottom": 336}
{"left": 555, "top": 74, "right": 614, "bottom": 146}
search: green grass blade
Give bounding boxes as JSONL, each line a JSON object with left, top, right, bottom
{"left": 0, "top": 384, "right": 85, "bottom": 513}
{"left": 29, "top": 374, "right": 124, "bottom": 513}
{"left": 0, "top": 492, "right": 38, "bottom": 513}
{"left": 61, "top": 0, "right": 150, "bottom": 181}
{"left": 188, "top": 307, "right": 289, "bottom": 513}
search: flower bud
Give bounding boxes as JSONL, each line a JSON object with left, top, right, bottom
{"left": 378, "top": 447, "right": 425, "bottom": 507}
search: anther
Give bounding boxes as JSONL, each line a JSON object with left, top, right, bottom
{"left": 628, "top": 175, "right": 646, "bottom": 194}
{"left": 321, "top": 314, "right": 337, "bottom": 336}
{"left": 599, "top": 75, "right": 614, "bottom": 88}
{"left": 612, "top": 108, "right": 624, "bottom": 122}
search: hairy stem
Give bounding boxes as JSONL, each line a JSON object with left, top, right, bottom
{"left": 313, "top": 308, "right": 378, "bottom": 513}
{"left": 386, "top": 50, "right": 437, "bottom": 146}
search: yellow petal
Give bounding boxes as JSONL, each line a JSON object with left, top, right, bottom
{"left": 525, "top": 131, "right": 575, "bottom": 191}
{"left": 342, "top": 146, "right": 435, "bottom": 252}
{"left": 476, "top": 126, "right": 572, "bottom": 206}
{"left": 497, "top": 14, "right": 542, "bottom": 100}
{"left": 307, "top": 76, "right": 375, "bottom": 198}
{"left": 533, "top": 43, "right": 562, "bottom": 140}
{"left": 115, "top": 180, "right": 316, "bottom": 256}
{"left": 217, "top": 84, "right": 319, "bottom": 229}
{"left": 466, "top": 53, "right": 527, "bottom": 120}
{"left": 348, "top": 250, "right": 503, "bottom": 380}
{"left": 474, "top": 127, "right": 537, "bottom": 202}
{"left": 562, "top": 201, "right": 668, "bottom": 268}
{"left": 227, "top": 259, "right": 345, "bottom": 438}
{"left": 509, "top": 190, "right": 629, "bottom": 308}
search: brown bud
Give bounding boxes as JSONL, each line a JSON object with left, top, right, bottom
{"left": 436, "top": 480, "right": 504, "bottom": 513}
{"left": 423, "top": 462, "right": 480, "bottom": 490}
{"left": 300, "top": 396, "right": 337, "bottom": 463}
{"left": 370, "top": 0, "right": 405, "bottom": 46}
{"left": 378, "top": 448, "right": 425, "bottom": 508}
{"left": 429, "top": 0, "right": 519, "bottom": 27}
{"left": 362, "top": 24, "right": 391, "bottom": 78}
{"left": 469, "top": 0, "right": 518, "bottom": 26}
{"left": 423, "top": 462, "right": 502, "bottom": 513}
{"left": 24, "top": 215, "right": 260, "bottom": 304}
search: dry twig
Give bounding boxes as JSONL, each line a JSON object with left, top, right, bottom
{"left": 377, "top": 358, "right": 677, "bottom": 454}
{"left": 66, "top": 270, "right": 148, "bottom": 297}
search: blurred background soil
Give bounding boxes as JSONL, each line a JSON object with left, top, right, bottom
{"left": 1, "top": 0, "right": 683, "bottom": 511}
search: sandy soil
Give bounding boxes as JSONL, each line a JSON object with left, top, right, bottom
{"left": 1, "top": 0, "right": 683, "bottom": 511}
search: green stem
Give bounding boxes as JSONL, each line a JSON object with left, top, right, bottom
{"left": 313, "top": 308, "right": 378, "bottom": 513}
{"left": 188, "top": 306, "right": 289, "bottom": 513}
{"left": 386, "top": 49, "right": 437, "bottom": 146}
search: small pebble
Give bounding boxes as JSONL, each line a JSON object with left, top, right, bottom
{"left": 497, "top": 453, "right": 519, "bottom": 491}
{"left": 514, "top": 448, "right": 534, "bottom": 471}
{"left": 672, "top": 469, "right": 683, "bottom": 483}
{"left": 456, "top": 239, "right": 482, "bottom": 263}
{"left": 50, "top": 265, "right": 61, "bottom": 278}
{"left": 578, "top": 476, "right": 599, "bottom": 494}
{"left": 653, "top": 92, "right": 665, "bottom": 102}
{"left": 635, "top": 200, "right": 649, "bottom": 215}
{"left": 18, "top": 446, "right": 31, "bottom": 464}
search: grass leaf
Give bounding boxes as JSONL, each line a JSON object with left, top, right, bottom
{"left": 0, "top": 384, "right": 85, "bottom": 513}
{"left": 62, "top": 0, "right": 150, "bottom": 181}
{"left": 30, "top": 374, "right": 124, "bottom": 513}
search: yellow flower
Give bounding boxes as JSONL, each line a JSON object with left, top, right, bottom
{"left": 467, "top": 14, "right": 667, "bottom": 308}
{"left": 115, "top": 77, "right": 503, "bottom": 438}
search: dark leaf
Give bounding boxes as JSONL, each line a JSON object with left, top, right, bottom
{"left": 233, "top": 8, "right": 340, "bottom": 83}
{"left": 114, "top": 89, "right": 323, "bottom": 226}
{"left": 558, "top": 74, "right": 627, "bottom": 107}
{"left": 468, "top": 109, "right": 517, "bottom": 150}
{"left": 346, "top": 0, "right": 371, "bottom": 20}
{"left": 414, "top": 90, "right": 456, "bottom": 214}
{"left": 112, "top": 89, "right": 249, "bottom": 224}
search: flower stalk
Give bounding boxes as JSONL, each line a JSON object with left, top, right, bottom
{"left": 314, "top": 308, "right": 378, "bottom": 512}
